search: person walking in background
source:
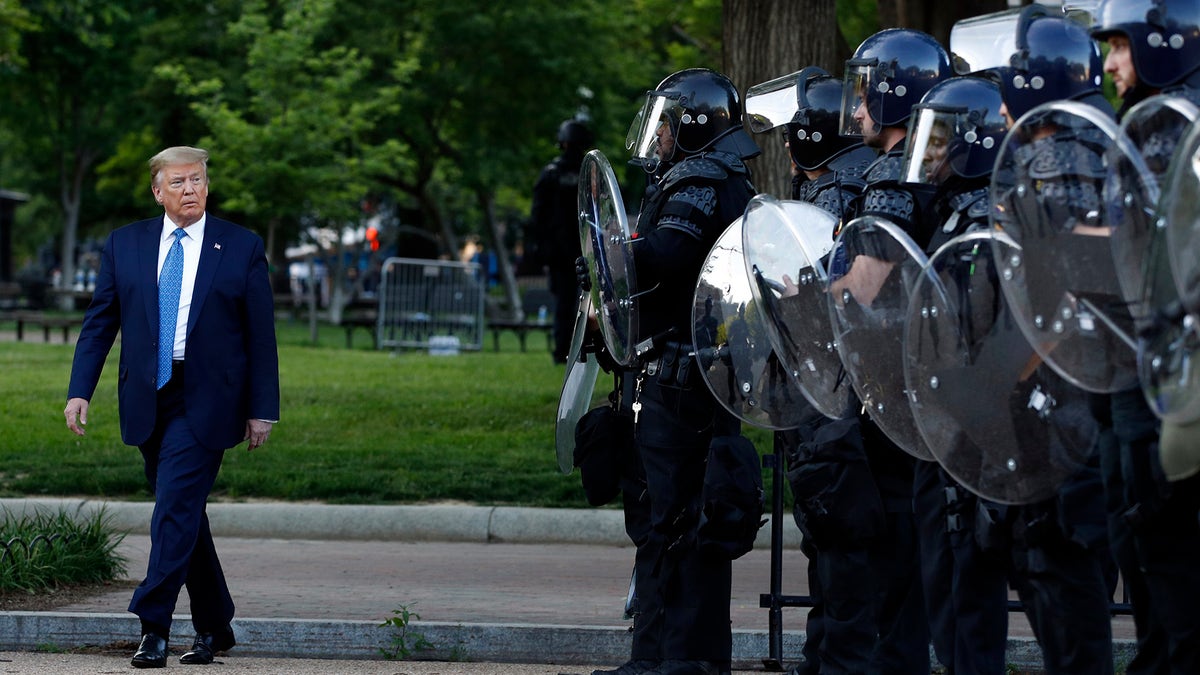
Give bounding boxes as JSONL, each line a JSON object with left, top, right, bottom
{"left": 63, "top": 145, "right": 280, "bottom": 668}
{"left": 531, "top": 118, "right": 594, "bottom": 364}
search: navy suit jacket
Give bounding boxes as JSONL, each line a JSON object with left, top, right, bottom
{"left": 68, "top": 214, "right": 280, "bottom": 451}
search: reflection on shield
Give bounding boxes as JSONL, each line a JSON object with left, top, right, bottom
{"left": 990, "top": 101, "right": 1138, "bottom": 393}
{"left": 578, "top": 149, "right": 638, "bottom": 367}
{"left": 1109, "top": 95, "right": 1191, "bottom": 325}
{"left": 741, "top": 195, "right": 846, "bottom": 418}
{"left": 555, "top": 292, "right": 603, "bottom": 474}
{"left": 827, "top": 215, "right": 933, "bottom": 460}
{"left": 694, "top": 215, "right": 818, "bottom": 430}
{"left": 1160, "top": 113, "right": 1200, "bottom": 315}
{"left": 1109, "top": 95, "right": 1200, "bottom": 422}
{"left": 905, "top": 231, "right": 1098, "bottom": 504}
{"left": 1140, "top": 312, "right": 1200, "bottom": 424}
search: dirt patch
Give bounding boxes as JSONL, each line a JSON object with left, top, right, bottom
{"left": 0, "top": 579, "right": 138, "bottom": 612}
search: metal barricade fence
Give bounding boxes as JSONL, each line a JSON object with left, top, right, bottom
{"left": 377, "top": 257, "right": 485, "bottom": 351}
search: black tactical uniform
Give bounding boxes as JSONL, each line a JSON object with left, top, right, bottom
{"left": 1091, "top": 3, "right": 1200, "bottom": 672}
{"left": 596, "top": 68, "right": 760, "bottom": 675}
{"left": 837, "top": 28, "right": 954, "bottom": 675}
{"left": 746, "top": 66, "right": 882, "bottom": 675}
{"left": 981, "top": 10, "right": 1122, "bottom": 673}
{"left": 901, "top": 74, "right": 1013, "bottom": 675}
{"left": 532, "top": 119, "right": 593, "bottom": 363}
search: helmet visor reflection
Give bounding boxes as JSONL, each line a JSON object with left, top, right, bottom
{"left": 746, "top": 71, "right": 802, "bottom": 133}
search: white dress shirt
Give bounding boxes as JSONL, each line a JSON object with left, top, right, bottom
{"left": 157, "top": 214, "right": 206, "bottom": 360}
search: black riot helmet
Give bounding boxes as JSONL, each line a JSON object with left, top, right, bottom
{"left": 557, "top": 119, "right": 595, "bottom": 150}
{"left": 1091, "top": 0, "right": 1200, "bottom": 90}
{"left": 988, "top": 6, "right": 1106, "bottom": 121}
{"left": 627, "top": 68, "right": 747, "bottom": 170}
{"left": 901, "top": 76, "right": 1008, "bottom": 186}
{"left": 840, "top": 28, "right": 953, "bottom": 137}
{"left": 745, "top": 67, "right": 862, "bottom": 171}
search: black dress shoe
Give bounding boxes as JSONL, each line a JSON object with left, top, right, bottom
{"left": 131, "top": 633, "right": 168, "bottom": 669}
{"left": 180, "top": 626, "right": 236, "bottom": 665}
{"left": 649, "top": 661, "right": 720, "bottom": 675}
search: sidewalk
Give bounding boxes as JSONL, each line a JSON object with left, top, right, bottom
{"left": 0, "top": 498, "right": 1134, "bottom": 673}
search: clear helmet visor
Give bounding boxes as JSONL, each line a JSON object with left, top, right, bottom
{"left": 949, "top": 8, "right": 1021, "bottom": 74}
{"left": 902, "top": 106, "right": 962, "bottom": 186}
{"left": 626, "top": 92, "right": 678, "bottom": 165}
{"left": 839, "top": 64, "right": 871, "bottom": 137}
{"left": 745, "top": 71, "right": 802, "bottom": 133}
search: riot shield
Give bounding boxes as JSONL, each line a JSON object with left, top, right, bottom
{"left": 905, "top": 231, "right": 1098, "bottom": 504}
{"left": 740, "top": 194, "right": 848, "bottom": 419}
{"left": 1109, "top": 95, "right": 1190, "bottom": 323}
{"left": 990, "top": 100, "right": 1139, "bottom": 393}
{"left": 555, "top": 292, "right": 602, "bottom": 474}
{"left": 827, "top": 215, "right": 933, "bottom": 460}
{"left": 694, "top": 215, "right": 818, "bottom": 430}
{"left": 1140, "top": 310, "right": 1200, "bottom": 424}
{"left": 1161, "top": 114, "right": 1200, "bottom": 315}
{"left": 578, "top": 149, "right": 638, "bottom": 367}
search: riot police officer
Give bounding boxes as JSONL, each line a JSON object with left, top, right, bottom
{"left": 1090, "top": 2, "right": 1200, "bottom": 672}
{"left": 900, "top": 74, "right": 1013, "bottom": 675}
{"left": 744, "top": 66, "right": 881, "bottom": 675}
{"left": 591, "top": 67, "right": 760, "bottom": 675}
{"left": 982, "top": 7, "right": 1120, "bottom": 673}
{"left": 532, "top": 119, "right": 594, "bottom": 363}
{"left": 838, "top": 28, "right": 953, "bottom": 675}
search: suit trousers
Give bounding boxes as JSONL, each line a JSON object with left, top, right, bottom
{"left": 127, "top": 368, "right": 233, "bottom": 633}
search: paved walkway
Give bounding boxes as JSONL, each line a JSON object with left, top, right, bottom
{"left": 0, "top": 499, "right": 1137, "bottom": 673}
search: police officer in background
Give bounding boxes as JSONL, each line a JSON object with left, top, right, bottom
{"left": 983, "top": 7, "right": 1119, "bottom": 672}
{"left": 532, "top": 118, "right": 594, "bottom": 363}
{"left": 900, "top": 74, "right": 1013, "bottom": 675}
{"left": 744, "top": 66, "right": 881, "bottom": 675}
{"left": 838, "top": 28, "right": 953, "bottom": 675}
{"left": 1089, "top": 2, "right": 1200, "bottom": 672}
{"left": 589, "top": 67, "right": 760, "bottom": 675}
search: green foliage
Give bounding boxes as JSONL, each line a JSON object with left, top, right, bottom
{"left": 837, "top": 0, "right": 879, "bottom": 52}
{"left": 0, "top": 506, "right": 127, "bottom": 595}
{"left": 379, "top": 603, "right": 434, "bottom": 660}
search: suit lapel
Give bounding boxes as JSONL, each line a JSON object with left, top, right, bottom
{"left": 142, "top": 218, "right": 164, "bottom": 335}
{"left": 189, "top": 216, "right": 225, "bottom": 337}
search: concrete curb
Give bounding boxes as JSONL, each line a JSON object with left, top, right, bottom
{"left": 0, "top": 611, "right": 1076, "bottom": 670}
{"left": 0, "top": 498, "right": 804, "bottom": 549}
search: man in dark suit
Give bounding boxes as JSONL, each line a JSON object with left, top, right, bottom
{"left": 64, "top": 145, "right": 280, "bottom": 668}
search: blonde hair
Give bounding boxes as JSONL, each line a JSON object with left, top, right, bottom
{"left": 148, "top": 146, "right": 209, "bottom": 187}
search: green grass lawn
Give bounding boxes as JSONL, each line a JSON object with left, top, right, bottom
{"left": 0, "top": 318, "right": 775, "bottom": 508}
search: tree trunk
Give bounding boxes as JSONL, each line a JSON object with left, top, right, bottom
{"left": 723, "top": 0, "right": 842, "bottom": 199}
{"left": 478, "top": 189, "right": 520, "bottom": 316}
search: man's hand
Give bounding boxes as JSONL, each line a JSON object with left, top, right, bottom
{"left": 65, "top": 398, "right": 89, "bottom": 436}
{"left": 245, "top": 419, "right": 273, "bottom": 451}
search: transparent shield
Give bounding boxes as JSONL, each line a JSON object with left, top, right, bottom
{"left": 1109, "top": 95, "right": 1190, "bottom": 325}
{"left": 905, "top": 231, "right": 1098, "bottom": 504}
{"left": 578, "top": 150, "right": 638, "bottom": 367}
{"left": 555, "top": 292, "right": 602, "bottom": 474}
{"left": 990, "top": 100, "right": 1139, "bottom": 393}
{"left": 741, "top": 194, "right": 849, "bottom": 419}
{"left": 1161, "top": 114, "right": 1200, "bottom": 315}
{"left": 694, "top": 217, "right": 818, "bottom": 430}
{"left": 1140, "top": 311, "right": 1200, "bottom": 424}
{"left": 827, "top": 215, "right": 934, "bottom": 460}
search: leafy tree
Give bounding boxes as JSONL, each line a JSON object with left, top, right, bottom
{"left": 157, "top": 0, "right": 385, "bottom": 323}
{"left": 0, "top": 1, "right": 154, "bottom": 306}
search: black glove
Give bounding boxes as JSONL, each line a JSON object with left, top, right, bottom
{"left": 575, "top": 256, "right": 591, "bottom": 292}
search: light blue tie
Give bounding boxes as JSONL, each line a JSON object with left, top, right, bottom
{"left": 157, "top": 228, "right": 187, "bottom": 389}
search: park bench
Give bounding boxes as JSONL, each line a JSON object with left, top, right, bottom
{"left": 487, "top": 287, "right": 555, "bottom": 353}
{"left": 7, "top": 310, "right": 85, "bottom": 343}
